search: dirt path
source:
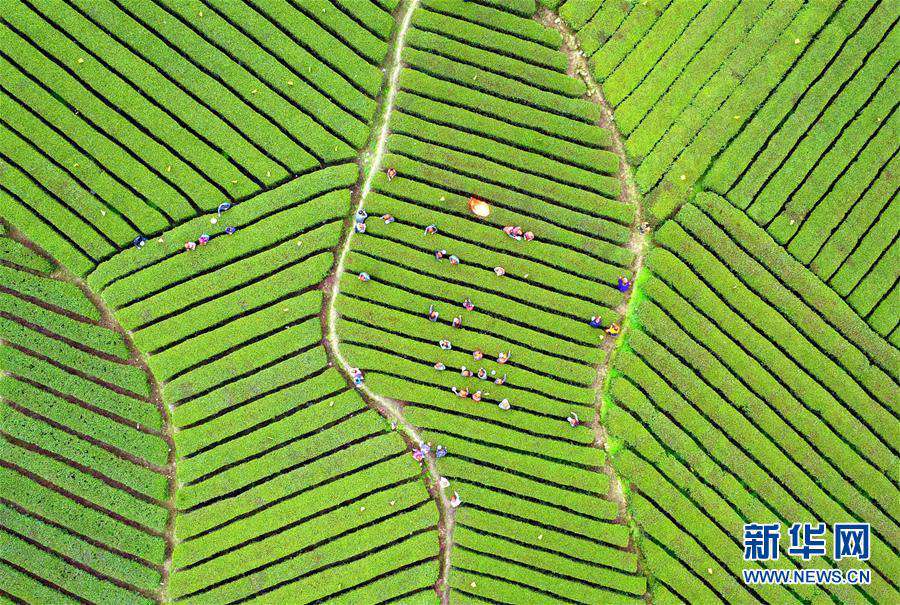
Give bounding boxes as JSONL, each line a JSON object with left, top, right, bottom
{"left": 320, "top": 1, "right": 455, "bottom": 602}
{"left": 540, "top": 9, "right": 653, "bottom": 601}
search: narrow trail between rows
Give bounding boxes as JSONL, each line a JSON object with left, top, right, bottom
{"left": 320, "top": 1, "right": 455, "bottom": 602}
{"left": 540, "top": 9, "right": 654, "bottom": 601}
{"left": 1, "top": 222, "right": 178, "bottom": 603}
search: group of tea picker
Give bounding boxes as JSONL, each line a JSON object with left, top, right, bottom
{"left": 346, "top": 166, "right": 643, "bottom": 509}
{"left": 354, "top": 208, "right": 396, "bottom": 282}
{"left": 588, "top": 277, "right": 632, "bottom": 335}
{"left": 132, "top": 202, "right": 238, "bottom": 251}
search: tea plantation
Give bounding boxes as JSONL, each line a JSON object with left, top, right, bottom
{"left": 0, "top": 0, "right": 897, "bottom": 603}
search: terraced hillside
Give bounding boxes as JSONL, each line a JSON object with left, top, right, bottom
{"left": 606, "top": 194, "right": 898, "bottom": 603}
{"left": 0, "top": 0, "right": 385, "bottom": 272}
{"left": 1, "top": 223, "right": 172, "bottom": 604}
{"left": 333, "top": 2, "right": 648, "bottom": 602}
{"left": 2, "top": 0, "right": 441, "bottom": 602}
{"left": 1, "top": 0, "right": 898, "bottom": 603}
{"left": 558, "top": 0, "right": 900, "bottom": 339}
{"left": 554, "top": 0, "right": 900, "bottom": 602}
{"left": 87, "top": 168, "right": 439, "bottom": 604}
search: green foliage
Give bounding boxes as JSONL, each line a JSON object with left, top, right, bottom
{"left": 559, "top": 0, "right": 603, "bottom": 30}
{"left": 0, "top": 248, "right": 171, "bottom": 603}
{"left": 3, "top": 0, "right": 898, "bottom": 601}
{"left": 406, "top": 27, "right": 582, "bottom": 97}
{"left": 427, "top": 0, "right": 560, "bottom": 46}
{"left": 599, "top": 195, "right": 899, "bottom": 603}
{"left": 0, "top": 233, "right": 58, "bottom": 274}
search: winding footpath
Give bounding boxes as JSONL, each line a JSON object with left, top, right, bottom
{"left": 320, "top": 1, "right": 455, "bottom": 602}
{"left": 325, "top": 3, "right": 653, "bottom": 601}
{"left": 540, "top": 8, "right": 654, "bottom": 601}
